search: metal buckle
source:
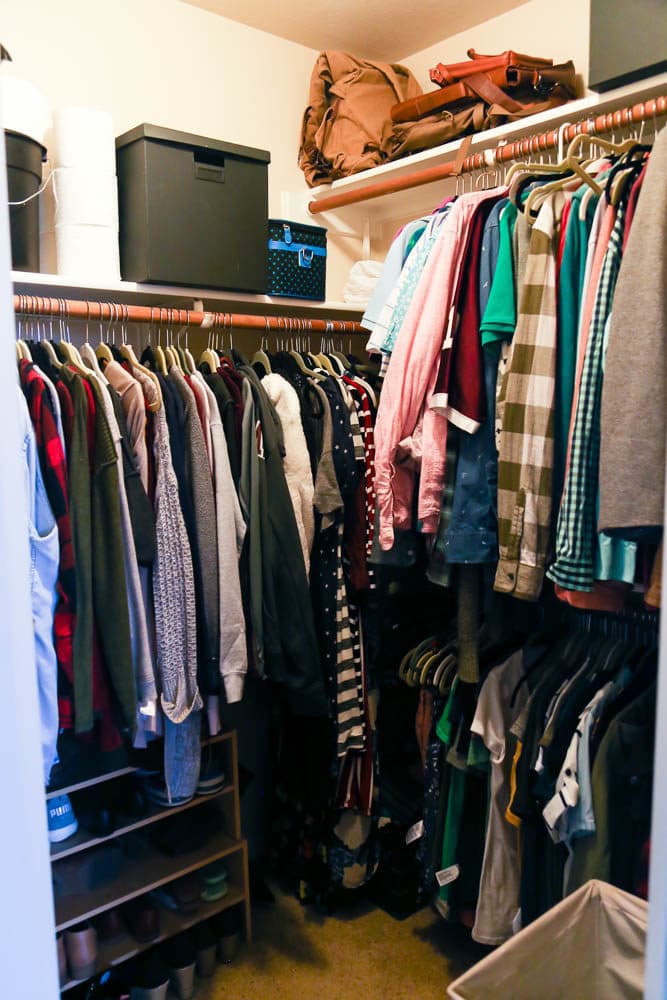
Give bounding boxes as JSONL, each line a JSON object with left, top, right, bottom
{"left": 298, "top": 248, "right": 313, "bottom": 268}
{"left": 534, "top": 74, "right": 556, "bottom": 97}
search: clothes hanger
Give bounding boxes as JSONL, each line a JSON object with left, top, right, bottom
{"left": 40, "top": 308, "right": 63, "bottom": 368}
{"left": 118, "top": 302, "right": 141, "bottom": 369}
{"left": 199, "top": 313, "right": 221, "bottom": 373}
{"left": 181, "top": 322, "right": 197, "bottom": 374}
{"left": 14, "top": 298, "right": 30, "bottom": 361}
{"left": 118, "top": 304, "right": 162, "bottom": 410}
{"left": 80, "top": 302, "right": 109, "bottom": 381}
{"left": 329, "top": 324, "right": 351, "bottom": 373}
{"left": 14, "top": 297, "right": 32, "bottom": 361}
{"left": 95, "top": 300, "right": 114, "bottom": 365}
{"left": 252, "top": 319, "right": 273, "bottom": 374}
{"left": 163, "top": 311, "right": 182, "bottom": 372}
{"left": 56, "top": 299, "right": 87, "bottom": 371}
{"left": 150, "top": 309, "right": 168, "bottom": 376}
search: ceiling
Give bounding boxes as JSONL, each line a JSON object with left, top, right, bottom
{"left": 181, "top": 0, "right": 529, "bottom": 61}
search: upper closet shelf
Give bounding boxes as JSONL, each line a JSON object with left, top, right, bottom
{"left": 12, "top": 271, "right": 363, "bottom": 320}
{"left": 304, "top": 73, "right": 667, "bottom": 225}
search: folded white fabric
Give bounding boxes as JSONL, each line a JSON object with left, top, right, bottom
{"left": 343, "top": 259, "right": 383, "bottom": 306}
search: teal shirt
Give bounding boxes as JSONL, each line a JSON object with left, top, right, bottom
{"left": 480, "top": 201, "right": 518, "bottom": 346}
{"left": 554, "top": 186, "right": 599, "bottom": 504}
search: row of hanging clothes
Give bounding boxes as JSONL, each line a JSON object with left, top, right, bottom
{"left": 364, "top": 122, "right": 665, "bottom": 628}
{"left": 359, "top": 119, "right": 666, "bottom": 931}
{"left": 15, "top": 302, "right": 383, "bottom": 879}
{"left": 399, "top": 605, "right": 657, "bottom": 943}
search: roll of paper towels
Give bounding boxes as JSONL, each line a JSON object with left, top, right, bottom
{"left": 55, "top": 225, "right": 120, "bottom": 280}
{"left": 53, "top": 107, "right": 115, "bottom": 170}
{"left": 39, "top": 230, "right": 57, "bottom": 275}
{"left": 52, "top": 167, "right": 119, "bottom": 228}
{"left": 0, "top": 71, "right": 50, "bottom": 146}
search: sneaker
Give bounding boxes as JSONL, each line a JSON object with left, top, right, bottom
{"left": 143, "top": 776, "right": 193, "bottom": 809}
{"left": 47, "top": 794, "right": 79, "bottom": 843}
{"left": 196, "top": 747, "right": 226, "bottom": 796}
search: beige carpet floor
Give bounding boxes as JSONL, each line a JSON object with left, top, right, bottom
{"left": 199, "top": 888, "right": 488, "bottom": 1000}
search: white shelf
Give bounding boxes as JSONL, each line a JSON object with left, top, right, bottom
{"left": 12, "top": 271, "right": 363, "bottom": 318}
{"left": 306, "top": 74, "right": 667, "bottom": 225}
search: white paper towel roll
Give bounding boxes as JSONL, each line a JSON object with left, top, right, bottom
{"left": 54, "top": 224, "right": 120, "bottom": 280}
{"left": 52, "top": 167, "right": 118, "bottom": 228}
{"left": 39, "top": 230, "right": 58, "bottom": 275}
{"left": 53, "top": 107, "right": 115, "bottom": 170}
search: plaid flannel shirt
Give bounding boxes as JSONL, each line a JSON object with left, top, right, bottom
{"left": 494, "top": 193, "right": 565, "bottom": 601}
{"left": 548, "top": 203, "right": 627, "bottom": 591}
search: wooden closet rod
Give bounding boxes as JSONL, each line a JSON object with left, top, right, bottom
{"left": 308, "top": 93, "right": 667, "bottom": 214}
{"left": 13, "top": 295, "right": 367, "bottom": 334}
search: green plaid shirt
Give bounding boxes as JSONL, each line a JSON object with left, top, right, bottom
{"left": 494, "top": 193, "right": 565, "bottom": 601}
{"left": 548, "top": 203, "right": 627, "bottom": 591}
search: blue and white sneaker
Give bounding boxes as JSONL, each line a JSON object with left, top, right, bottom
{"left": 47, "top": 794, "right": 79, "bottom": 843}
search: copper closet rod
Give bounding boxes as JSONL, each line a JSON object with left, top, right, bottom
{"left": 308, "top": 93, "right": 667, "bottom": 214}
{"left": 13, "top": 296, "right": 367, "bottom": 335}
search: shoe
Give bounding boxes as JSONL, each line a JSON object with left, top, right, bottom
{"left": 151, "top": 875, "right": 200, "bottom": 915}
{"left": 77, "top": 797, "right": 116, "bottom": 839}
{"left": 65, "top": 922, "right": 97, "bottom": 981}
{"left": 48, "top": 794, "right": 79, "bottom": 844}
{"left": 162, "top": 934, "right": 196, "bottom": 1000}
{"left": 142, "top": 776, "right": 193, "bottom": 809}
{"left": 96, "top": 908, "right": 125, "bottom": 943}
{"left": 124, "top": 901, "right": 160, "bottom": 943}
{"left": 128, "top": 951, "right": 170, "bottom": 1000}
{"left": 193, "top": 924, "right": 217, "bottom": 979}
{"left": 196, "top": 747, "right": 226, "bottom": 796}
{"left": 201, "top": 881, "right": 228, "bottom": 903}
{"left": 57, "top": 933, "right": 67, "bottom": 983}
{"left": 85, "top": 970, "right": 131, "bottom": 998}
{"left": 211, "top": 908, "right": 242, "bottom": 965}
{"left": 201, "top": 861, "right": 228, "bottom": 886}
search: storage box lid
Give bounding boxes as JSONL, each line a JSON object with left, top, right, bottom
{"left": 115, "top": 123, "right": 270, "bottom": 164}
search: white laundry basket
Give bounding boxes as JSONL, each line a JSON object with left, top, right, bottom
{"left": 447, "top": 880, "right": 647, "bottom": 1000}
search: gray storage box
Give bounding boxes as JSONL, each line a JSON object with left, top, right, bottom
{"left": 589, "top": 0, "right": 667, "bottom": 91}
{"left": 115, "top": 124, "right": 270, "bottom": 291}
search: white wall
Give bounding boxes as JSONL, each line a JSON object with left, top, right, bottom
{"left": 0, "top": 102, "right": 59, "bottom": 998}
{"left": 3, "top": 0, "right": 358, "bottom": 297}
{"left": 403, "top": 0, "right": 590, "bottom": 93}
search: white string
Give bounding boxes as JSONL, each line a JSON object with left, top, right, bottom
{"left": 8, "top": 162, "right": 56, "bottom": 207}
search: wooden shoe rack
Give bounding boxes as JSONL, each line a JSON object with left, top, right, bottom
{"left": 50, "top": 729, "right": 251, "bottom": 992}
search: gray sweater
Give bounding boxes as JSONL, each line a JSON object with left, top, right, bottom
{"left": 599, "top": 126, "right": 667, "bottom": 541}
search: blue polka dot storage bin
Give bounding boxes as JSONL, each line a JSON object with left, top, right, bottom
{"left": 267, "top": 219, "right": 327, "bottom": 300}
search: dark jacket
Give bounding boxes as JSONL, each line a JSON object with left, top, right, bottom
{"left": 240, "top": 367, "right": 328, "bottom": 716}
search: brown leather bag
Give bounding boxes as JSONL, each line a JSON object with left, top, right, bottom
{"left": 389, "top": 48, "right": 577, "bottom": 141}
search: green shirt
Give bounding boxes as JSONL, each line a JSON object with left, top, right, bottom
{"left": 480, "top": 201, "right": 518, "bottom": 347}
{"left": 554, "top": 185, "right": 600, "bottom": 502}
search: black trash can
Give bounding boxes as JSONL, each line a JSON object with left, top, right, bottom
{"left": 5, "top": 129, "right": 45, "bottom": 272}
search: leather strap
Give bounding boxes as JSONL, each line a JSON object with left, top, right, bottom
{"left": 463, "top": 72, "right": 524, "bottom": 114}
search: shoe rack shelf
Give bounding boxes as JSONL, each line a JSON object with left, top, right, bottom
{"left": 51, "top": 784, "right": 234, "bottom": 862}
{"left": 47, "top": 731, "right": 231, "bottom": 801}
{"left": 52, "top": 728, "right": 252, "bottom": 993}
{"left": 61, "top": 886, "right": 248, "bottom": 992}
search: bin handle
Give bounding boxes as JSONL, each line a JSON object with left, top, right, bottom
{"left": 298, "top": 247, "right": 314, "bottom": 268}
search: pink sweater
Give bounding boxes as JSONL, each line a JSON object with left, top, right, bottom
{"left": 374, "top": 189, "right": 504, "bottom": 549}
